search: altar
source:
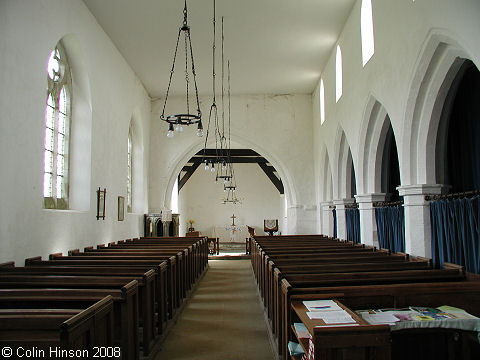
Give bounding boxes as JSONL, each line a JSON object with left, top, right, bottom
{"left": 211, "top": 214, "right": 248, "bottom": 243}
{"left": 212, "top": 225, "right": 248, "bottom": 243}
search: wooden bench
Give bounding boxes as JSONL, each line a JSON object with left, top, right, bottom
{"left": 0, "top": 295, "right": 114, "bottom": 353}
{"left": 0, "top": 272, "right": 155, "bottom": 356}
{"left": 250, "top": 235, "right": 480, "bottom": 358}
{"left": 31, "top": 255, "right": 178, "bottom": 323}
{"left": 0, "top": 281, "right": 139, "bottom": 360}
{"left": 285, "top": 283, "right": 480, "bottom": 360}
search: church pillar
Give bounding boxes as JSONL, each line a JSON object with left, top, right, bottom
{"left": 332, "top": 198, "right": 355, "bottom": 240}
{"left": 355, "top": 193, "right": 386, "bottom": 247}
{"left": 320, "top": 201, "right": 334, "bottom": 237}
{"left": 397, "top": 184, "right": 446, "bottom": 257}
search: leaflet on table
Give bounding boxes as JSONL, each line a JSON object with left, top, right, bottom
{"left": 307, "top": 310, "right": 356, "bottom": 324}
{"left": 360, "top": 312, "right": 400, "bottom": 325}
{"left": 303, "top": 300, "right": 342, "bottom": 312}
{"left": 358, "top": 306, "right": 478, "bottom": 325}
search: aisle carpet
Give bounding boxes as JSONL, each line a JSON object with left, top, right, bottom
{"left": 154, "top": 260, "right": 275, "bottom": 360}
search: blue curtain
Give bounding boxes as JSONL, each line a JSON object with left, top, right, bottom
{"left": 375, "top": 205, "right": 405, "bottom": 253}
{"left": 430, "top": 196, "right": 480, "bottom": 274}
{"left": 333, "top": 208, "right": 337, "bottom": 238}
{"left": 345, "top": 208, "right": 361, "bottom": 244}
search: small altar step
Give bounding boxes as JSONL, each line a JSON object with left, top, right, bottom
{"left": 219, "top": 242, "right": 245, "bottom": 252}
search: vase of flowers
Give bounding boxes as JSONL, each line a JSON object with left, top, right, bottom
{"left": 188, "top": 219, "right": 195, "bottom": 232}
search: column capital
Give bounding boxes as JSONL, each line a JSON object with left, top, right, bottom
{"left": 333, "top": 198, "right": 356, "bottom": 206}
{"left": 396, "top": 184, "right": 448, "bottom": 197}
{"left": 320, "top": 201, "right": 334, "bottom": 211}
{"left": 354, "top": 193, "right": 386, "bottom": 204}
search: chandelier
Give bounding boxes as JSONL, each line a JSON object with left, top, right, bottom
{"left": 161, "top": 0, "right": 203, "bottom": 138}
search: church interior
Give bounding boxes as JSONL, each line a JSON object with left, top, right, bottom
{"left": 1, "top": 0, "right": 480, "bottom": 359}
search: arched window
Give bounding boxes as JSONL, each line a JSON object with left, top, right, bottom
{"left": 361, "top": 0, "right": 375, "bottom": 66}
{"left": 44, "top": 43, "right": 71, "bottom": 209}
{"left": 127, "top": 124, "right": 133, "bottom": 212}
{"left": 320, "top": 79, "right": 326, "bottom": 124}
{"left": 336, "top": 45, "right": 343, "bottom": 102}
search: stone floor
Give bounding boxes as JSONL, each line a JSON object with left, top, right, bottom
{"left": 154, "top": 260, "right": 274, "bottom": 360}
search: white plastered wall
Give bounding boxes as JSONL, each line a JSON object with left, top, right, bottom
{"left": 314, "top": 0, "right": 480, "bottom": 252}
{"left": 0, "top": 0, "right": 151, "bottom": 265}
{"left": 149, "top": 94, "right": 316, "bottom": 235}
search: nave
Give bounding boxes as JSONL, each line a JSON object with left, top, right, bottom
{"left": 155, "top": 260, "right": 275, "bottom": 360}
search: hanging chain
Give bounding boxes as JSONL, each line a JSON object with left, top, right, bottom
{"left": 161, "top": 0, "right": 201, "bottom": 122}
{"left": 185, "top": 29, "right": 190, "bottom": 115}
{"left": 221, "top": 17, "right": 225, "bottom": 140}
{"left": 212, "top": 0, "right": 216, "bottom": 104}
{"left": 161, "top": 28, "right": 182, "bottom": 119}
{"left": 183, "top": 0, "right": 188, "bottom": 27}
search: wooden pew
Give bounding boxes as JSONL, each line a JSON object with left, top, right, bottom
{"left": 29, "top": 255, "right": 178, "bottom": 322}
{"left": 0, "top": 295, "right": 114, "bottom": 353}
{"left": 250, "top": 235, "right": 480, "bottom": 358}
{"left": 0, "top": 281, "right": 139, "bottom": 360}
{"left": 0, "top": 237, "right": 207, "bottom": 360}
{"left": 85, "top": 245, "right": 194, "bottom": 301}
{"left": 283, "top": 281, "right": 480, "bottom": 360}
{"left": 0, "top": 272, "right": 155, "bottom": 356}
{"left": 0, "top": 264, "right": 167, "bottom": 337}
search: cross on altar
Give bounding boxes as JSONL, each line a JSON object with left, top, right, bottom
{"left": 230, "top": 214, "right": 236, "bottom": 226}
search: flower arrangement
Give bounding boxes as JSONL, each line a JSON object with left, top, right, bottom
{"left": 187, "top": 219, "right": 195, "bottom": 232}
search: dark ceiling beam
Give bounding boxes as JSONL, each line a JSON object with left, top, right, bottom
{"left": 183, "top": 163, "right": 278, "bottom": 173}
{"left": 194, "top": 149, "right": 260, "bottom": 157}
{"left": 178, "top": 162, "right": 201, "bottom": 191}
{"left": 258, "top": 162, "right": 284, "bottom": 194}
{"left": 189, "top": 156, "right": 268, "bottom": 164}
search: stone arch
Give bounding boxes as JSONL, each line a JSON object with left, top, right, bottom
{"left": 319, "top": 146, "right": 334, "bottom": 236}
{"left": 333, "top": 126, "right": 356, "bottom": 199}
{"left": 161, "top": 133, "right": 298, "bottom": 216}
{"left": 61, "top": 34, "right": 92, "bottom": 211}
{"left": 403, "top": 29, "right": 474, "bottom": 185}
{"left": 359, "top": 96, "right": 392, "bottom": 194}
{"left": 318, "top": 145, "right": 334, "bottom": 203}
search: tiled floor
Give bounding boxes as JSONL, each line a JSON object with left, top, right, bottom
{"left": 154, "top": 260, "right": 275, "bottom": 360}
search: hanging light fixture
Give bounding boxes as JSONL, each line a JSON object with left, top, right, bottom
{"left": 161, "top": 0, "right": 203, "bottom": 138}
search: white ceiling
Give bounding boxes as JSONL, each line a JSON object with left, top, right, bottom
{"left": 83, "top": 0, "right": 356, "bottom": 97}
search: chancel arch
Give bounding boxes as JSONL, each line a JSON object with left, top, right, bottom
{"left": 162, "top": 135, "right": 298, "bottom": 236}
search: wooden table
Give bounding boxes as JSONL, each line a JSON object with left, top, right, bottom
{"left": 289, "top": 298, "right": 391, "bottom": 360}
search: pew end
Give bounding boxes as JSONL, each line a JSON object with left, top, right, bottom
{"left": 0, "top": 262, "right": 14, "bottom": 268}
{"left": 25, "top": 256, "right": 42, "bottom": 265}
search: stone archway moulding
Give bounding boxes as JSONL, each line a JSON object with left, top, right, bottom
{"left": 161, "top": 133, "right": 298, "bottom": 214}
{"left": 403, "top": 29, "right": 474, "bottom": 186}
{"left": 358, "top": 95, "right": 392, "bottom": 195}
